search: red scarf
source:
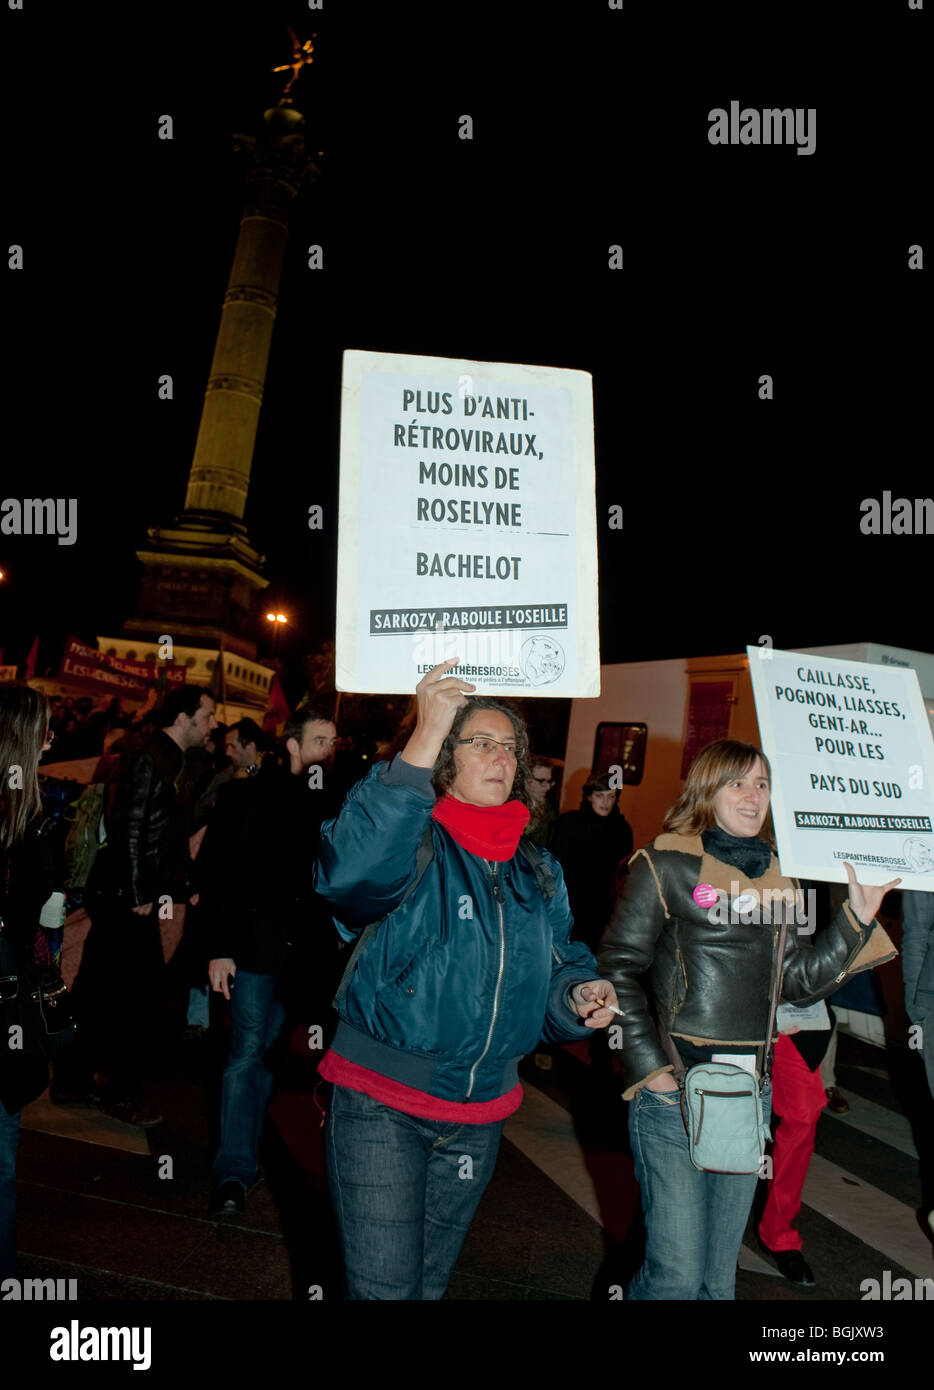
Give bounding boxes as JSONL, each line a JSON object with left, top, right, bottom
{"left": 432, "top": 793, "right": 530, "bottom": 861}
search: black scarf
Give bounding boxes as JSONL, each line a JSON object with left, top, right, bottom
{"left": 701, "top": 825, "right": 772, "bottom": 879}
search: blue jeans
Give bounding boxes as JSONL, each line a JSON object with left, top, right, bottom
{"left": 0, "top": 1105, "right": 21, "bottom": 1279}
{"left": 186, "top": 984, "right": 211, "bottom": 1029}
{"left": 326, "top": 1085, "right": 504, "bottom": 1299}
{"left": 213, "top": 970, "right": 288, "bottom": 1189}
{"left": 627, "top": 1081, "right": 773, "bottom": 1300}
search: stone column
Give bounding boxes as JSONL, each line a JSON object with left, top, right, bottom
{"left": 183, "top": 107, "right": 317, "bottom": 523}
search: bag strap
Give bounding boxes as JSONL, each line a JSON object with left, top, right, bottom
{"left": 331, "top": 823, "right": 436, "bottom": 1009}
{"left": 760, "top": 902, "right": 790, "bottom": 1085}
{"left": 516, "top": 835, "right": 557, "bottom": 901}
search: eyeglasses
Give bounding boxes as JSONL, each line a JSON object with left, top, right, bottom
{"left": 456, "top": 736, "right": 520, "bottom": 759}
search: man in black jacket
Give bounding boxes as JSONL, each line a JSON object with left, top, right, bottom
{"left": 54, "top": 686, "right": 217, "bottom": 1126}
{"left": 205, "top": 706, "right": 338, "bottom": 1217}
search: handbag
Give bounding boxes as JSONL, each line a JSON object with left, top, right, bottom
{"left": 0, "top": 917, "right": 77, "bottom": 1061}
{"left": 679, "top": 909, "right": 789, "bottom": 1175}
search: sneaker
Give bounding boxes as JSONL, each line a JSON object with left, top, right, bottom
{"left": 49, "top": 1083, "right": 101, "bottom": 1107}
{"left": 102, "top": 1098, "right": 164, "bottom": 1128}
{"left": 209, "top": 1181, "right": 245, "bottom": 1218}
{"left": 825, "top": 1086, "right": 849, "bottom": 1114}
{"left": 757, "top": 1234, "right": 816, "bottom": 1288}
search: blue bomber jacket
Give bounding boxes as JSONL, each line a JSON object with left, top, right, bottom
{"left": 314, "top": 756, "right": 601, "bottom": 1104}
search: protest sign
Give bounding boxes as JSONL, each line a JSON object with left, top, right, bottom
{"left": 748, "top": 646, "right": 934, "bottom": 890}
{"left": 336, "top": 349, "right": 599, "bottom": 696}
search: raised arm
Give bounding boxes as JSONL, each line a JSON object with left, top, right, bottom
{"left": 315, "top": 658, "right": 476, "bottom": 933}
{"left": 782, "top": 863, "right": 899, "bottom": 1006}
{"left": 314, "top": 757, "right": 437, "bottom": 932}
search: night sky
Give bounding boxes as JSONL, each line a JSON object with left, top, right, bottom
{"left": 2, "top": 0, "right": 930, "bottom": 684}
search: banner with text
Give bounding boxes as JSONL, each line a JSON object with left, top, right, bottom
{"left": 748, "top": 646, "right": 934, "bottom": 891}
{"left": 336, "top": 349, "right": 599, "bottom": 696}
{"left": 59, "top": 637, "right": 186, "bottom": 696}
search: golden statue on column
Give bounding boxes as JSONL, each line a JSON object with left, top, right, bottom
{"left": 272, "top": 27, "right": 316, "bottom": 104}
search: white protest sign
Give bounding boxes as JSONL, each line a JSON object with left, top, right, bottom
{"left": 775, "top": 1001, "right": 831, "bottom": 1032}
{"left": 748, "top": 646, "right": 934, "bottom": 891}
{"left": 336, "top": 349, "right": 599, "bottom": 697}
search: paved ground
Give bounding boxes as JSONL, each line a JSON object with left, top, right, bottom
{"left": 12, "top": 1026, "right": 934, "bottom": 1308}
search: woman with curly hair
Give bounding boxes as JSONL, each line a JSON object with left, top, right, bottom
{"left": 315, "top": 657, "right": 619, "bottom": 1299}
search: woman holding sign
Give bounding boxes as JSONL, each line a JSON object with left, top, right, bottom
{"left": 315, "top": 657, "right": 618, "bottom": 1300}
{"left": 597, "top": 739, "right": 898, "bottom": 1301}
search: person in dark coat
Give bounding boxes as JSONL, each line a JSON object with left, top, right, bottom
{"left": 0, "top": 686, "right": 57, "bottom": 1278}
{"left": 205, "top": 706, "right": 340, "bottom": 1217}
{"left": 550, "top": 772, "right": 633, "bottom": 949}
{"left": 54, "top": 686, "right": 217, "bottom": 1126}
{"left": 525, "top": 755, "right": 558, "bottom": 849}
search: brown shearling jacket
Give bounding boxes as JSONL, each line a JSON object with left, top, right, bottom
{"left": 597, "top": 833, "right": 897, "bottom": 1100}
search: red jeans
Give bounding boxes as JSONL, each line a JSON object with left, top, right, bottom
{"left": 758, "top": 1032, "right": 828, "bottom": 1251}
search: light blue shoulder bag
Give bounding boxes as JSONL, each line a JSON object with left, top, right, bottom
{"left": 679, "top": 912, "right": 788, "bottom": 1174}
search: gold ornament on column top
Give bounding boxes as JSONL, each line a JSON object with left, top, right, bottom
{"left": 272, "top": 27, "right": 316, "bottom": 105}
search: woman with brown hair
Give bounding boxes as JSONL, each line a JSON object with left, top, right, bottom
{"left": 315, "top": 658, "right": 619, "bottom": 1299}
{"left": 0, "top": 685, "right": 56, "bottom": 1278}
{"left": 597, "top": 738, "right": 898, "bottom": 1300}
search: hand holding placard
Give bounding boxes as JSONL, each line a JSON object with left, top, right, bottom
{"left": 842, "top": 860, "right": 902, "bottom": 926}
{"left": 400, "top": 658, "right": 476, "bottom": 769}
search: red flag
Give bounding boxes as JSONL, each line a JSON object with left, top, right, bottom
{"left": 23, "top": 634, "right": 39, "bottom": 679}
{"left": 263, "top": 672, "right": 290, "bottom": 736}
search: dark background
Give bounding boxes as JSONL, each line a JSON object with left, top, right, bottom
{"left": 2, "top": 0, "right": 930, "bottom": 682}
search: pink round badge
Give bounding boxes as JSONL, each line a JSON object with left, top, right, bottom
{"left": 693, "top": 883, "right": 718, "bottom": 908}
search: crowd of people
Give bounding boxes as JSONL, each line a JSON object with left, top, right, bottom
{"left": 1, "top": 666, "right": 932, "bottom": 1300}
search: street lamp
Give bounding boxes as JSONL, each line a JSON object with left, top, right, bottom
{"left": 266, "top": 611, "right": 288, "bottom": 656}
